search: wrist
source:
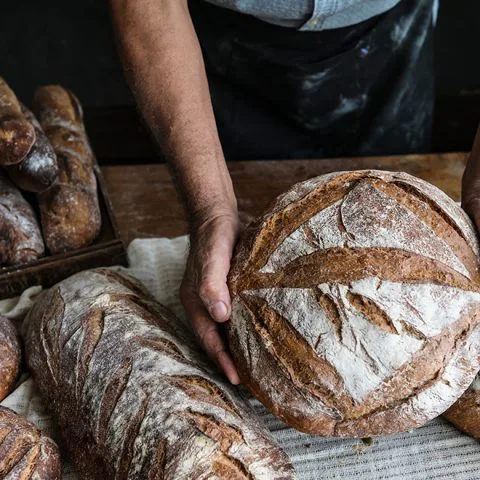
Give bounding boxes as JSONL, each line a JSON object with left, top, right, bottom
{"left": 171, "top": 153, "right": 237, "bottom": 222}
{"left": 190, "top": 202, "right": 239, "bottom": 234}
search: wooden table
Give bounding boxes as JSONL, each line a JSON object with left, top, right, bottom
{"left": 102, "top": 152, "right": 468, "bottom": 244}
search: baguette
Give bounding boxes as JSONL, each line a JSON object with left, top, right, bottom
{"left": 25, "top": 268, "right": 294, "bottom": 480}
{"left": 5, "top": 104, "right": 58, "bottom": 192}
{"left": 0, "top": 172, "right": 45, "bottom": 266}
{"left": 34, "top": 85, "right": 101, "bottom": 254}
{"left": 228, "top": 170, "right": 480, "bottom": 437}
{"left": 0, "top": 406, "right": 61, "bottom": 479}
{"left": 0, "top": 77, "right": 35, "bottom": 166}
{"left": 0, "top": 315, "right": 20, "bottom": 401}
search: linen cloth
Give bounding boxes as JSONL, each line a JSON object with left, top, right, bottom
{"left": 1, "top": 235, "right": 479, "bottom": 480}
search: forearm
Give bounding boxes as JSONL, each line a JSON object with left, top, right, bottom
{"left": 109, "top": 0, "right": 236, "bottom": 222}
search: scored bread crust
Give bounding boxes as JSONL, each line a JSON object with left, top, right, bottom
{"left": 444, "top": 377, "right": 480, "bottom": 439}
{"left": 0, "top": 315, "right": 21, "bottom": 401}
{"left": 24, "top": 268, "right": 294, "bottom": 480}
{"left": 0, "top": 77, "right": 36, "bottom": 166}
{"left": 228, "top": 170, "right": 480, "bottom": 437}
{"left": 0, "top": 406, "right": 61, "bottom": 479}
{"left": 34, "top": 85, "right": 101, "bottom": 254}
{"left": 0, "top": 172, "right": 45, "bottom": 266}
{"left": 5, "top": 104, "right": 59, "bottom": 193}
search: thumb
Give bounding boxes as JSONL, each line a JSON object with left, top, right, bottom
{"left": 197, "top": 227, "right": 237, "bottom": 323}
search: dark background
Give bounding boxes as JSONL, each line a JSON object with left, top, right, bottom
{"left": 0, "top": 0, "right": 478, "bottom": 160}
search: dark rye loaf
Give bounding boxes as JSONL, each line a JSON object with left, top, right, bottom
{"left": 25, "top": 269, "right": 294, "bottom": 480}
{"left": 5, "top": 104, "right": 58, "bottom": 193}
{"left": 0, "top": 77, "right": 35, "bottom": 166}
{"left": 0, "top": 315, "right": 21, "bottom": 402}
{"left": 34, "top": 85, "right": 101, "bottom": 254}
{"left": 0, "top": 406, "right": 61, "bottom": 479}
{"left": 228, "top": 170, "right": 480, "bottom": 437}
{"left": 0, "top": 172, "right": 45, "bottom": 266}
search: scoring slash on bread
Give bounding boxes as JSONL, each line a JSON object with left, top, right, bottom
{"left": 228, "top": 170, "right": 480, "bottom": 437}
{"left": 25, "top": 269, "right": 294, "bottom": 480}
{"left": 5, "top": 104, "right": 59, "bottom": 193}
{"left": 0, "top": 407, "right": 61, "bottom": 479}
{"left": 0, "top": 172, "right": 45, "bottom": 266}
{"left": 34, "top": 85, "right": 101, "bottom": 254}
{"left": 0, "top": 77, "right": 36, "bottom": 166}
{"left": 0, "top": 315, "right": 21, "bottom": 402}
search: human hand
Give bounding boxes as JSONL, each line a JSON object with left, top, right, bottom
{"left": 180, "top": 208, "right": 241, "bottom": 384}
{"left": 462, "top": 126, "right": 480, "bottom": 229}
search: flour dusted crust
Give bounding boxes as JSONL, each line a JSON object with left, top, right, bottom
{"left": 0, "top": 406, "right": 61, "bottom": 479}
{"left": 0, "top": 316, "right": 20, "bottom": 401}
{"left": 34, "top": 85, "right": 101, "bottom": 254}
{"left": 0, "top": 77, "right": 35, "bottom": 166}
{"left": 6, "top": 104, "right": 59, "bottom": 192}
{"left": 25, "top": 269, "right": 294, "bottom": 479}
{"left": 0, "top": 172, "right": 45, "bottom": 266}
{"left": 444, "top": 375, "right": 480, "bottom": 439}
{"left": 228, "top": 170, "right": 480, "bottom": 437}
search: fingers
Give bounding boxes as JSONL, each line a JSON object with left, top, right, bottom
{"left": 197, "top": 240, "right": 233, "bottom": 323}
{"left": 180, "top": 213, "right": 241, "bottom": 384}
{"left": 182, "top": 288, "right": 240, "bottom": 384}
{"left": 199, "top": 324, "right": 240, "bottom": 385}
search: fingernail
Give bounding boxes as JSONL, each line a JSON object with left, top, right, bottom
{"left": 210, "top": 301, "right": 228, "bottom": 321}
{"left": 218, "top": 351, "right": 241, "bottom": 385}
{"left": 229, "top": 372, "right": 241, "bottom": 385}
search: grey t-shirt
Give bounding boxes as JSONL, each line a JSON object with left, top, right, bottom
{"left": 203, "top": 0, "right": 404, "bottom": 30}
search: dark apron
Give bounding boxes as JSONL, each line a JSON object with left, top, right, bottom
{"left": 189, "top": 0, "right": 435, "bottom": 160}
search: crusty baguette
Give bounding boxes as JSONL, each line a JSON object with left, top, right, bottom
{"left": 25, "top": 268, "right": 294, "bottom": 480}
{"left": 228, "top": 169, "right": 480, "bottom": 437}
{"left": 0, "top": 406, "right": 61, "bottom": 479}
{"left": 0, "top": 172, "right": 45, "bottom": 266}
{"left": 0, "top": 77, "right": 35, "bottom": 166}
{"left": 5, "top": 104, "right": 58, "bottom": 192}
{"left": 34, "top": 85, "right": 101, "bottom": 254}
{"left": 0, "top": 315, "right": 20, "bottom": 401}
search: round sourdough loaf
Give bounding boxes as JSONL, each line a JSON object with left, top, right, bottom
{"left": 0, "top": 315, "right": 21, "bottom": 401}
{"left": 227, "top": 170, "right": 480, "bottom": 437}
{"left": 444, "top": 375, "right": 480, "bottom": 439}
